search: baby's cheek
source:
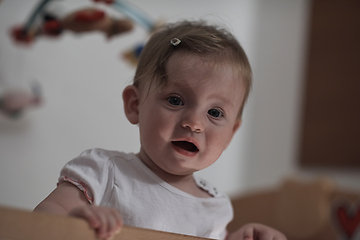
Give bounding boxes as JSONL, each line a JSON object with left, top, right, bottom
{"left": 210, "top": 130, "right": 233, "bottom": 151}
{"left": 156, "top": 117, "right": 176, "bottom": 140}
{"left": 141, "top": 110, "right": 173, "bottom": 142}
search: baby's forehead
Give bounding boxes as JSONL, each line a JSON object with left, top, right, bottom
{"left": 165, "top": 54, "right": 244, "bottom": 93}
{"left": 170, "top": 51, "right": 238, "bottom": 67}
{"left": 166, "top": 52, "right": 244, "bottom": 84}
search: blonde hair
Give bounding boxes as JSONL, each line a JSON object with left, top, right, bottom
{"left": 133, "top": 20, "right": 252, "bottom": 118}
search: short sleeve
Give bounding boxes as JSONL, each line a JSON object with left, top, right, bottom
{"left": 58, "top": 148, "right": 114, "bottom": 205}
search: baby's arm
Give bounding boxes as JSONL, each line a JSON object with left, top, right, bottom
{"left": 34, "top": 182, "right": 122, "bottom": 239}
{"left": 226, "top": 223, "right": 287, "bottom": 240}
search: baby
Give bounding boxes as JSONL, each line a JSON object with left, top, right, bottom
{"left": 34, "top": 20, "right": 286, "bottom": 240}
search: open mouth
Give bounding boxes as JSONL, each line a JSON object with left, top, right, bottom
{"left": 172, "top": 141, "right": 199, "bottom": 153}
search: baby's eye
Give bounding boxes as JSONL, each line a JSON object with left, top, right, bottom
{"left": 208, "top": 108, "right": 223, "bottom": 118}
{"left": 167, "top": 96, "right": 183, "bottom": 106}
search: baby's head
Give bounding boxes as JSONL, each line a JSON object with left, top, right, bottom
{"left": 133, "top": 20, "right": 252, "bottom": 118}
{"left": 124, "top": 20, "right": 252, "bottom": 176}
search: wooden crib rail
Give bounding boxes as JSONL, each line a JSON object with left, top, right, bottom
{"left": 0, "top": 206, "right": 209, "bottom": 240}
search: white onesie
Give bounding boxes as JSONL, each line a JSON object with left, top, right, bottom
{"left": 58, "top": 148, "right": 233, "bottom": 239}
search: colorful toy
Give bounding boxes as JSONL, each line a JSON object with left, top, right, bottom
{"left": 10, "top": 0, "right": 155, "bottom": 42}
{"left": 10, "top": 0, "right": 157, "bottom": 66}
{"left": 10, "top": 0, "right": 137, "bottom": 44}
{"left": 60, "top": 7, "right": 134, "bottom": 39}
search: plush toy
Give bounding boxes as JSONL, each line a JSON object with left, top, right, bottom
{"left": 0, "top": 83, "right": 42, "bottom": 119}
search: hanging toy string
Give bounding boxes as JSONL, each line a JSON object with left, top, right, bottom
{"left": 111, "top": 0, "right": 155, "bottom": 31}
{"left": 11, "top": 0, "right": 54, "bottom": 44}
{"left": 93, "top": 0, "right": 155, "bottom": 31}
{"left": 23, "top": 0, "right": 54, "bottom": 34}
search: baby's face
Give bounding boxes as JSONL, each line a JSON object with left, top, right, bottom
{"left": 137, "top": 53, "right": 245, "bottom": 179}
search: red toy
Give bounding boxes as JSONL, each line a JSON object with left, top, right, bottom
{"left": 10, "top": 3, "right": 134, "bottom": 45}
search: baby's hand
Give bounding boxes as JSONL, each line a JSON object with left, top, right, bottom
{"left": 69, "top": 205, "right": 122, "bottom": 239}
{"left": 227, "top": 223, "right": 287, "bottom": 240}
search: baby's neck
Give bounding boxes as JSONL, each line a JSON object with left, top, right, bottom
{"left": 136, "top": 153, "right": 212, "bottom": 198}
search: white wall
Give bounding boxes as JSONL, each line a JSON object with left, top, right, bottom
{"left": 1, "top": 0, "right": 359, "bottom": 211}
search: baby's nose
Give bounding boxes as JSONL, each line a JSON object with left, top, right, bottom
{"left": 181, "top": 112, "right": 204, "bottom": 133}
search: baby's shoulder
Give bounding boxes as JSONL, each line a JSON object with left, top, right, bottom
{"left": 73, "top": 148, "right": 136, "bottom": 169}
{"left": 79, "top": 148, "right": 132, "bottom": 161}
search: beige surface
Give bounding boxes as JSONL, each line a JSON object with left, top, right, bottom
{"left": 0, "top": 206, "right": 209, "bottom": 240}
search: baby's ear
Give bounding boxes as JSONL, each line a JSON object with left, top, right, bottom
{"left": 122, "top": 85, "right": 140, "bottom": 124}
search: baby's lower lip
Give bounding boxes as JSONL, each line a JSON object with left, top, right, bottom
{"left": 171, "top": 142, "right": 199, "bottom": 157}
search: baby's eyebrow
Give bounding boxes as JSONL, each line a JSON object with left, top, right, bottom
{"left": 211, "top": 95, "right": 235, "bottom": 107}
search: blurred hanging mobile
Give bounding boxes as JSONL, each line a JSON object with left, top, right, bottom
{"left": 4, "top": 0, "right": 158, "bottom": 119}
{"left": 10, "top": 0, "right": 158, "bottom": 66}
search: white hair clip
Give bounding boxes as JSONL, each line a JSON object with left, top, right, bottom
{"left": 170, "top": 38, "right": 181, "bottom": 46}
